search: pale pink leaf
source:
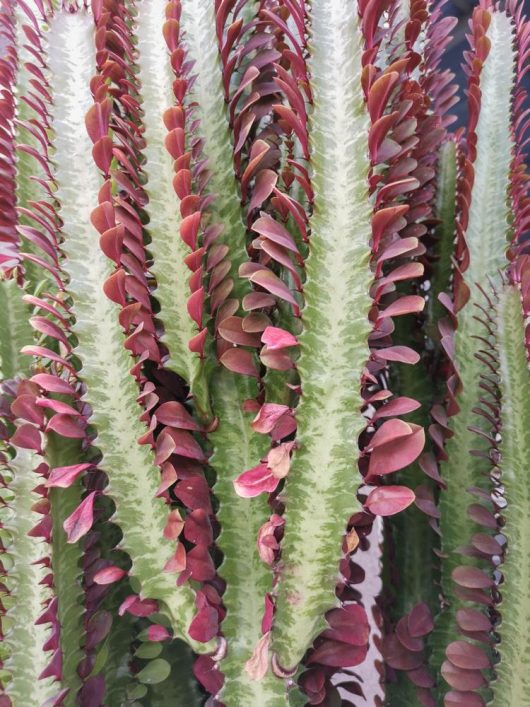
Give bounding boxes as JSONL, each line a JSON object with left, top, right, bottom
{"left": 93, "top": 565, "right": 127, "bottom": 585}
{"left": 245, "top": 632, "right": 271, "bottom": 681}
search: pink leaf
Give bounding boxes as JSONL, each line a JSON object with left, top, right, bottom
{"left": 233, "top": 464, "right": 279, "bottom": 498}
{"left": 261, "top": 326, "right": 299, "bottom": 350}
{"left": 364, "top": 486, "right": 416, "bottom": 516}
{"left": 262, "top": 593, "right": 275, "bottom": 633}
{"left": 63, "top": 492, "right": 96, "bottom": 543}
{"left": 46, "top": 463, "right": 92, "bottom": 488}
{"left": 147, "top": 625, "right": 171, "bottom": 642}
{"left": 93, "top": 565, "right": 127, "bottom": 585}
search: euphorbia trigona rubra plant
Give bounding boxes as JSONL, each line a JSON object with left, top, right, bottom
{"left": 0, "top": 0, "right": 529, "bottom": 704}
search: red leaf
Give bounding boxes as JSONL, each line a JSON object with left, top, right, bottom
{"left": 242, "top": 292, "right": 276, "bottom": 310}
{"left": 220, "top": 348, "right": 259, "bottom": 378}
{"left": 408, "top": 602, "right": 434, "bottom": 637}
{"left": 193, "top": 656, "right": 223, "bottom": 695}
{"left": 249, "top": 170, "right": 278, "bottom": 212}
{"left": 364, "top": 486, "right": 415, "bottom": 516}
{"left": 31, "top": 373, "right": 74, "bottom": 395}
{"left": 11, "top": 423, "right": 42, "bottom": 452}
{"left": 441, "top": 661, "right": 486, "bottom": 691}
{"left": 166, "top": 428, "right": 206, "bottom": 462}
{"left": 218, "top": 316, "right": 262, "bottom": 347}
{"left": 322, "top": 604, "right": 369, "bottom": 647}
{"left": 260, "top": 346, "right": 294, "bottom": 371}
{"left": 188, "top": 604, "right": 218, "bottom": 642}
{"left": 445, "top": 691, "right": 485, "bottom": 706}
{"left": 63, "top": 492, "right": 96, "bottom": 543}
{"left": 378, "top": 295, "right": 425, "bottom": 320}
{"left": 373, "top": 346, "right": 420, "bottom": 364}
{"left": 248, "top": 268, "right": 298, "bottom": 307}
{"left": 251, "top": 214, "right": 298, "bottom": 252}
{"left": 156, "top": 401, "right": 200, "bottom": 430}
{"left": 452, "top": 566, "right": 493, "bottom": 590}
{"left": 46, "top": 414, "right": 85, "bottom": 439}
{"left": 308, "top": 640, "right": 368, "bottom": 668}
{"left": 372, "top": 396, "right": 421, "bottom": 420}
{"left": 383, "top": 634, "right": 424, "bottom": 670}
{"left": 85, "top": 98, "right": 112, "bottom": 143}
{"left": 46, "top": 463, "right": 91, "bottom": 488}
{"left": 368, "top": 421, "right": 425, "bottom": 477}
{"left": 446, "top": 641, "right": 490, "bottom": 670}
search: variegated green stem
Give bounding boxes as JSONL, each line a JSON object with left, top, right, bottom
{"left": 47, "top": 10, "right": 209, "bottom": 652}
{"left": 427, "top": 139, "right": 457, "bottom": 344}
{"left": 434, "top": 10, "right": 516, "bottom": 672}
{"left": 134, "top": 0, "right": 210, "bottom": 419}
{"left": 272, "top": 0, "right": 373, "bottom": 669}
{"left": 45, "top": 432, "right": 85, "bottom": 705}
{"left": 179, "top": 0, "right": 249, "bottom": 301}
{"left": 492, "top": 285, "right": 530, "bottom": 705}
{"left": 0, "top": 278, "right": 33, "bottom": 379}
{"left": 2, "top": 449, "right": 57, "bottom": 704}
{"left": 212, "top": 368, "right": 289, "bottom": 705}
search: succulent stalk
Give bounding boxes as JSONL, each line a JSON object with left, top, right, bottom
{"left": 1, "top": 0, "right": 530, "bottom": 703}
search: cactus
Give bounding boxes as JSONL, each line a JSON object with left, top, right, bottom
{"left": 1, "top": 0, "right": 530, "bottom": 705}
